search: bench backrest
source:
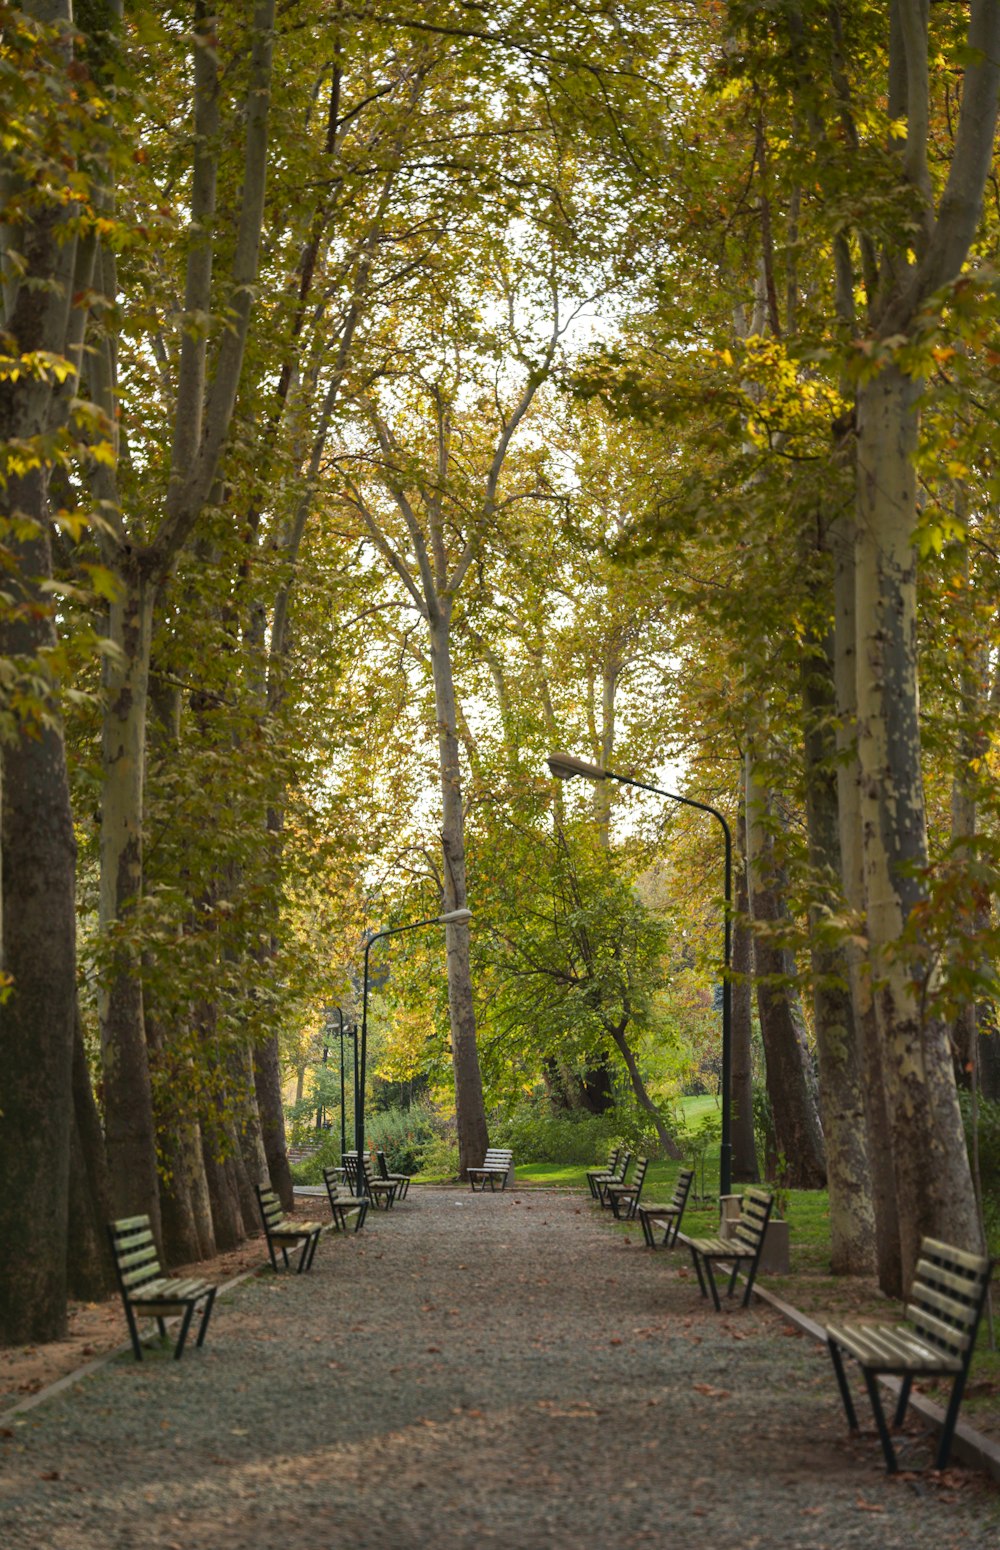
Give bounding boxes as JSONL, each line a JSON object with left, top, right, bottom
{"left": 605, "top": 1146, "right": 621, "bottom": 1174}
{"left": 732, "top": 1188, "right": 773, "bottom": 1254}
{"left": 629, "top": 1157, "right": 649, "bottom": 1194}
{"left": 322, "top": 1166, "right": 341, "bottom": 1199}
{"left": 108, "top": 1215, "right": 163, "bottom": 1296}
{"left": 375, "top": 1149, "right": 395, "bottom": 1180}
{"left": 615, "top": 1151, "right": 633, "bottom": 1183}
{"left": 256, "top": 1185, "right": 285, "bottom": 1233}
{"left": 672, "top": 1168, "right": 695, "bottom": 1211}
{"left": 906, "top": 1237, "right": 993, "bottom": 1364}
{"left": 483, "top": 1149, "right": 513, "bottom": 1164}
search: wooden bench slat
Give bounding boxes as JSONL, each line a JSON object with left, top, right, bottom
{"left": 825, "top": 1236, "right": 994, "bottom": 1472}
{"left": 108, "top": 1214, "right": 217, "bottom": 1362}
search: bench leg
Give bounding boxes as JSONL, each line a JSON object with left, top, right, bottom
{"left": 690, "top": 1249, "right": 722, "bottom": 1311}
{"left": 740, "top": 1257, "right": 761, "bottom": 1307}
{"left": 123, "top": 1302, "right": 144, "bottom": 1362}
{"left": 354, "top": 1204, "right": 368, "bottom": 1231}
{"left": 893, "top": 1374, "right": 913, "bottom": 1428}
{"left": 639, "top": 1213, "right": 654, "bottom": 1248}
{"left": 827, "top": 1339, "right": 859, "bottom": 1432}
{"left": 196, "top": 1287, "right": 217, "bottom": 1349}
{"left": 937, "top": 1372, "right": 969, "bottom": 1469}
{"left": 862, "top": 1368, "right": 898, "bottom": 1471}
{"left": 173, "top": 1302, "right": 197, "bottom": 1360}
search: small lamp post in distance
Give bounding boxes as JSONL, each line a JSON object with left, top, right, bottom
{"left": 546, "top": 751, "right": 732, "bottom": 1200}
{"left": 356, "top": 908, "right": 473, "bottom": 1169}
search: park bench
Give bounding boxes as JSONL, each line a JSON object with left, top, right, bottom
{"left": 586, "top": 1147, "right": 621, "bottom": 1200}
{"left": 255, "top": 1184, "right": 322, "bottom": 1272}
{"left": 322, "top": 1166, "right": 369, "bottom": 1232}
{"left": 108, "top": 1214, "right": 217, "bottom": 1361}
{"left": 637, "top": 1167, "right": 694, "bottom": 1248}
{"left": 468, "top": 1147, "right": 514, "bottom": 1191}
{"left": 594, "top": 1151, "right": 633, "bottom": 1207}
{"left": 604, "top": 1156, "right": 649, "bottom": 1219}
{"left": 376, "top": 1148, "right": 411, "bottom": 1199}
{"left": 826, "top": 1236, "right": 994, "bottom": 1472}
{"left": 686, "top": 1186, "right": 773, "bottom": 1311}
{"left": 344, "top": 1151, "right": 397, "bottom": 1208}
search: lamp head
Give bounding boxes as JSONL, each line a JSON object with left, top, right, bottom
{"left": 547, "top": 751, "right": 607, "bottom": 783}
{"left": 437, "top": 907, "right": 472, "bottom": 925}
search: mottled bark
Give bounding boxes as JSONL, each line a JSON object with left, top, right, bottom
{"left": 67, "top": 1014, "right": 115, "bottom": 1301}
{"left": 99, "top": 565, "right": 161, "bottom": 1233}
{"left": 745, "top": 756, "right": 826, "bottom": 1189}
{"left": 832, "top": 510, "right": 903, "bottom": 1295}
{"left": 255, "top": 1034, "right": 294, "bottom": 1211}
{"left": 801, "top": 615, "right": 874, "bottom": 1272}
{"left": 429, "top": 612, "right": 490, "bottom": 1175}
{"left": 855, "top": 365, "right": 981, "bottom": 1277}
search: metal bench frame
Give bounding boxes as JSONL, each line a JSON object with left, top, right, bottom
{"left": 826, "top": 1236, "right": 994, "bottom": 1472}
{"left": 638, "top": 1168, "right": 695, "bottom": 1248}
{"left": 586, "top": 1147, "right": 621, "bottom": 1200}
{"left": 255, "top": 1184, "right": 322, "bottom": 1272}
{"left": 468, "top": 1148, "right": 514, "bottom": 1191}
{"left": 322, "top": 1167, "right": 369, "bottom": 1232}
{"left": 605, "top": 1157, "right": 649, "bottom": 1219}
{"left": 687, "top": 1187, "right": 774, "bottom": 1311}
{"left": 376, "top": 1148, "right": 410, "bottom": 1199}
{"left": 108, "top": 1214, "right": 217, "bottom": 1361}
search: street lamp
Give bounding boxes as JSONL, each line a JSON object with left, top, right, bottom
{"left": 356, "top": 908, "right": 473, "bottom": 1167}
{"left": 547, "top": 751, "right": 733, "bottom": 1199}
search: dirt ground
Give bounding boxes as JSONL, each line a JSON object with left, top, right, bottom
{"left": 0, "top": 1233, "right": 271, "bottom": 1412}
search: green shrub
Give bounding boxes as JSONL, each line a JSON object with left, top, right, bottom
{"left": 364, "top": 1101, "right": 438, "bottom": 1175}
{"left": 415, "top": 1132, "right": 461, "bottom": 1181}
{"left": 490, "top": 1102, "right": 657, "bottom": 1164}
{"left": 288, "top": 1131, "right": 342, "bottom": 1185}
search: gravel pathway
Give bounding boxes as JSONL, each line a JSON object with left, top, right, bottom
{"left": 1, "top": 1189, "right": 998, "bottom": 1549}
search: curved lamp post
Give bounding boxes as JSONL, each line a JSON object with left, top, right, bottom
{"left": 356, "top": 908, "right": 473, "bottom": 1165}
{"left": 546, "top": 751, "right": 732, "bottom": 1199}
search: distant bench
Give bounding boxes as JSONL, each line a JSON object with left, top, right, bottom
{"left": 468, "top": 1148, "right": 514, "bottom": 1192}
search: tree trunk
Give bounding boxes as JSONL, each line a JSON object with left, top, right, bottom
{"left": 801, "top": 617, "right": 875, "bottom": 1272}
{"left": 731, "top": 815, "right": 759, "bottom": 1183}
{"left": 429, "top": 612, "right": 490, "bottom": 1174}
{"left": 0, "top": 495, "right": 78, "bottom": 1345}
{"left": 745, "top": 755, "right": 827, "bottom": 1189}
{"left": 0, "top": 0, "right": 84, "bottom": 1343}
{"left": 202, "top": 1140, "right": 246, "bottom": 1253}
{"left": 67, "top": 1013, "right": 115, "bottom": 1301}
{"left": 99, "top": 563, "right": 161, "bottom": 1234}
{"left": 832, "top": 507, "right": 903, "bottom": 1294}
{"left": 855, "top": 364, "right": 981, "bottom": 1278}
{"left": 255, "top": 1033, "right": 294, "bottom": 1210}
